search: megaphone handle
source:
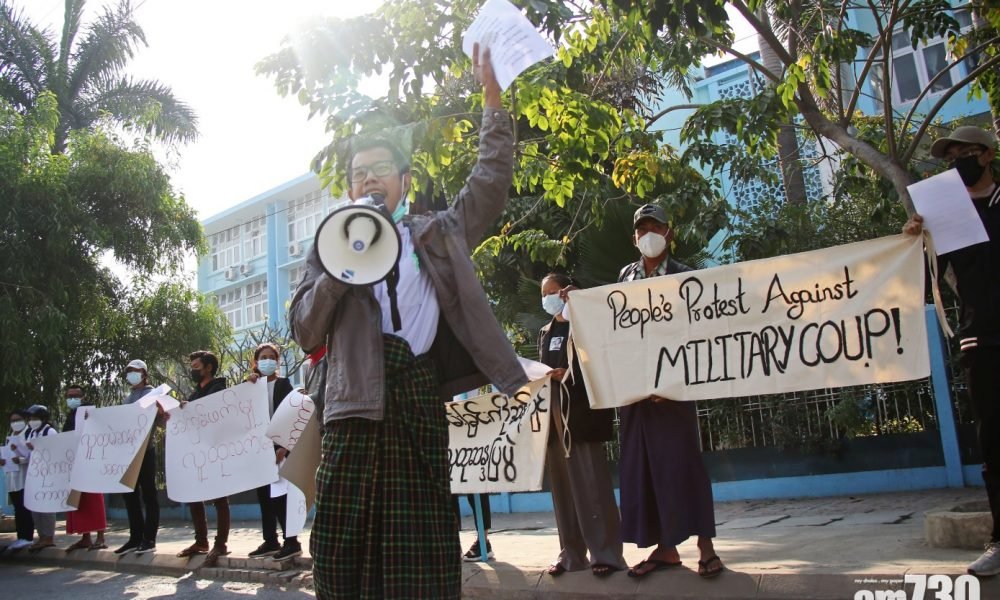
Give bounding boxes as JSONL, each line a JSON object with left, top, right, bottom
{"left": 384, "top": 265, "right": 403, "bottom": 332}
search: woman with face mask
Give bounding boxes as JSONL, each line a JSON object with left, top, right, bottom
{"left": 61, "top": 385, "right": 108, "bottom": 552}
{"left": 245, "top": 343, "right": 302, "bottom": 562}
{"left": 3, "top": 409, "right": 34, "bottom": 550}
{"left": 23, "top": 404, "right": 57, "bottom": 552}
{"left": 114, "top": 359, "right": 161, "bottom": 556}
{"left": 538, "top": 273, "right": 627, "bottom": 578}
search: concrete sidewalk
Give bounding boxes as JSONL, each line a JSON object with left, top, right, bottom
{"left": 2, "top": 488, "right": 999, "bottom": 598}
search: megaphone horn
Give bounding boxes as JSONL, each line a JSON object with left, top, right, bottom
{"left": 313, "top": 196, "right": 402, "bottom": 286}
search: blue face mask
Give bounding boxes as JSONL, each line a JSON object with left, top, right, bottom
{"left": 391, "top": 199, "right": 408, "bottom": 224}
{"left": 66, "top": 398, "right": 82, "bottom": 410}
{"left": 257, "top": 359, "right": 278, "bottom": 377}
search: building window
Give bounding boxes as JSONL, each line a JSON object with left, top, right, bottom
{"left": 242, "top": 216, "right": 267, "bottom": 260}
{"left": 245, "top": 279, "right": 268, "bottom": 325}
{"left": 872, "top": 8, "right": 973, "bottom": 107}
{"left": 210, "top": 226, "right": 241, "bottom": 272}
{"left": 288, "top": 190, "right": 326, "bottom": 243}
{"left": 288, "top": 266, "right": 305, "bottom": 296}
{"left": 216, "top": 288, "right": 243, "bottom": 329}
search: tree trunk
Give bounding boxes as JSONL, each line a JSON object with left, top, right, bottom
{"left": 758, "top": 9, "right": 809, "bottom": 206}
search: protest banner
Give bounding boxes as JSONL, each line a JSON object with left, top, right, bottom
{"left": 164, "top": 380, "right": 278, "bottom": 502}
{"left": 70, "top": 402, "right": 158, "bottom": 493}
{"left": 24, "top": 431, "right": 81, "bottom": 513}
{"left": 446, "top": 377, "right": 551, "bottom": 494}
{"left": 265, "top": 390, "right": 314, "bottom": 450}
{"left": 284, "top": 482, "right": 309, "bottom": 538}
{"left": 278, "top": 415, "right": 320, "bottom": 511}
{"left": 566, "top": 235, "right": 930, "bottom": 408}
{"left": 1, "top": 440, "right": 19, "bottom": 473}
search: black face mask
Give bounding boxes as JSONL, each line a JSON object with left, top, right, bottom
{"left": 190, "top": 369, "right": 203, "bottom": 383}
{"left": 952, "top": 155, "right": 987, "bottom": 187}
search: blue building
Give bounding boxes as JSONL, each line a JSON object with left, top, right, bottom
{"left": 197, "top": 174, "right": 347, "bottom": 385}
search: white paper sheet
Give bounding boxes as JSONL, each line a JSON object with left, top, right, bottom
{"left": 137, "top": 383, "right": 179, "bottom": 411}
{"left": 1, "top": 442, "right": 19, "bottom": 473}
{"left": 462, "top": 0, "right": 555, "bottom": 92}
{"left": 908, "top": 169, "right": 990, "bottom": 254}
{"left": 517, "top": 356, "right": 551, "bottom": 381}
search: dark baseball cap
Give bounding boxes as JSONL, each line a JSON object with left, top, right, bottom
{"left": 633, "top": 204, "right": 669, "bottom": 228}
{"left": 930, "top": 126, "right": 998, "bottom": 158}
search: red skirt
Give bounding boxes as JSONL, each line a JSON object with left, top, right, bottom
{"left": 66, "top": 492, "right": 107, "bottom": 534}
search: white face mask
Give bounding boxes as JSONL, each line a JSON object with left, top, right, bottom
{"left": 126, "top": 372, "right": 143, "bottom": 386}
{"left": 637, "top": 231, "right": 667, "bottom": 258}
{"left": 10, "top": 421, "right": 26, "bottom": 433}
{"left": 257, "top": 359, "right": 278, "bottom": 376}
{"left": 28, "top": 419, "right": 42, "bottom": 430}
{"left": 541, "top": 293, "right": 565, "bottom": 316}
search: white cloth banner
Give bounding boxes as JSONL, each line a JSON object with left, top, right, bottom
{"left": 165, "top": 380, "right": 279, "bottom": 502}
{"left": 24, "top": 431, "right": 80, "bottom": 513}
{"left": 566, "top": 235, "right": 930, "bottom": 408}
{"left": 447, "top": 377, "right": 551, "bottom": 494}
{"left": 265, "top": 390, "right": 314, "bottom": 451}
{"left": 70, "top": 402, "right": 158, "bottom": 493}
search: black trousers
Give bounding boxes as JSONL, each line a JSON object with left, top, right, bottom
{"left": 10, "top": 488, "right": 34, "bottom": 541}
{"left": 255, "top": 485, "right": 294, "bottom": 544}
{"left": 122, "top": 447, "right": 160, "bottom": 543}
{"left": 967, "top": 347, "right": 1000, "bottom": 542}
{"left": 454, "top": 493, "right": 492, "bottom": 531}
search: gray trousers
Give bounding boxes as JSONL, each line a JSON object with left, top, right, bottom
{"left": 33, "top": 512, "right": 56, "bottom": 538}
{"left": 546, "top": 419, "right": 627, "bottom": 571}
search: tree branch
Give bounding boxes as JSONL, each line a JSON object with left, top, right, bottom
{"left": 646, "top": 103, "right": 703, "bottom": 129}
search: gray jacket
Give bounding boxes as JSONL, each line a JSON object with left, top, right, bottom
{"left": 290, "top": 108, "right": 529, "bottom": 424}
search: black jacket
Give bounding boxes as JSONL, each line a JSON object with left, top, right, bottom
{"left": 539, "top": 318, "right": 615, "bottom": 443}
{"left": 187, "top": 377, "right": 227, "bottom": 401}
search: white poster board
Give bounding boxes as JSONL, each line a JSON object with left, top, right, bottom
{"left": 164, "top": 380, "right": 279, "bottom": 502}
{"left": 24, "top": 431, "right": 80, "bottom": 513}
{"left": 70, "top": 402, "right": 158, "bottom": 493}
{"left": 566, "top": 235, "right": 930, "bottom": 408}
{"left": 265, "top": 390, "right": 314, "bottom": 450}
{"left": 447, "top": 377, "right": 551, "bottom": 494}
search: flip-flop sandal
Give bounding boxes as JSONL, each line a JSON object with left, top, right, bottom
{"left": 627, "top": 558, "right": 682, "bottom": 578}
{"left": 64, "top": 540, "right": 91, "bottom": 553}
{"left": 28, "top": 543, "right": 55, "bottom": 553}
{"left": 591, "top": 563, "right": 621, "bottom": 578}
{"left": 88, "top": 543, "right": 108, "bottom": 551}
{"left": 547, "top": 563, "right": 567, "bottom": 577}
{"left": 697, "top": 555, "right": 724, "bottom": 578}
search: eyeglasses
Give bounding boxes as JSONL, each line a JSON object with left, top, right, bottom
{"left": 350, "top": 160, "right": 397, "bottom": 183}
{"left": 946, "top": 146, "right": 985, "bottom": 161}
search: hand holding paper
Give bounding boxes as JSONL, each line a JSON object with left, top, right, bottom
{"left": 462, "top": 0, "right": 555, "bottom": 92}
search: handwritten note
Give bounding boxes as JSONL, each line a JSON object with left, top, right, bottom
{"left": 462, "top": 0, "right": 555, "bottom": 91}
{"left": 70, "top": 402, "right": 158, "bottom": 493}
{"left": 164, "top": 380, "right": 279, "bottom": 503}
{"left": 265, "top": 390, "right": 314, "bottom": 451}
{"left": 908, "top": 169, "right": 990, "bottom": 254}
{"left": 24, "top": 431, "right": 81, "bottom": 513}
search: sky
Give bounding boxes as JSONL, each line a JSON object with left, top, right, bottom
{"left": 19, "top": 0, "right": 756, "bottom": 223}
{"left": 22, "top": 0, "right": 379, "bottom": 219}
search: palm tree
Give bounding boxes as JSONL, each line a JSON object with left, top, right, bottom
{"left": 0, "top": 0, "right": 197, "bottom": 152}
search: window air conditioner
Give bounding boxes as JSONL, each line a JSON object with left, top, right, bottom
{"left": 224, "top": 267, "right": 237, "bottom": 281}
{"left": 240, "top": 263, "right": 254, "bottom": 276}
{"left": 288, "top": 241, "right": 303, "bottom": 257}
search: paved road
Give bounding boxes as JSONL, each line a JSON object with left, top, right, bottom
{"left": 0, "top": 563, "right": 315, "bottom": 599}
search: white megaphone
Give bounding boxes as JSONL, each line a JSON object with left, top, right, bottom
{"left": 313, "top": 194, "right": 402, "bottom": 286}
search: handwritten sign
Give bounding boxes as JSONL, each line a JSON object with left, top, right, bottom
{"left": 24, "top": 431, "right": 80, "bottom": 513}
{"left": 566, "top": 235, "right": 930, "bottom": 408}
{"left": 164, "top": 380, "right": 279, "bottom": 503}
{"left": 265, "top": 390, "right": 314, "bottom": 450}
{"left": 284, "top": 482, "right": 309, "bottom": 538}
{"left": 70, "top": 403, "right": 157, "bottom": 493}
{"left": 447, "top": 377, "right": 550, "bottom": 494}
{"left": 462, "top": 0, "right": 555, "bottom": 91}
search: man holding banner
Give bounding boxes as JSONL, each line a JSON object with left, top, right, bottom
{"left": 116, "top": 359, "right": 161, "bottom": 556}
{"left": 616, "top": 204, "right": 723, "bottom": 579}
{"left": 905, "top": 125, "right": 999, "bottom": 577}
{"left": 290, "top": 44, "right": 527, "bottom": 599}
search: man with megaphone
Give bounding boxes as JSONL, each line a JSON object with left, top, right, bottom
{"left": 289, "top": 44, "right": 528, "bottom": 600}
